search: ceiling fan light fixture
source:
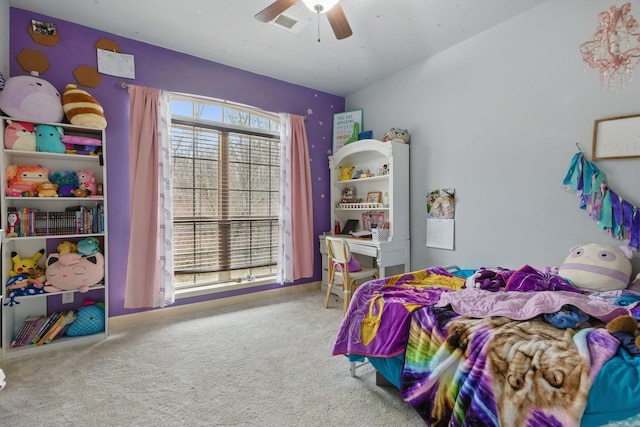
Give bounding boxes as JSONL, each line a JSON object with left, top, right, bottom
{"left": 301, "top": 0, "right": 340, "bottom": 14}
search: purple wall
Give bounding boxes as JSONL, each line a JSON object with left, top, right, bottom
{"left": 9, "top": 8, "right": 341, "bottom": 316}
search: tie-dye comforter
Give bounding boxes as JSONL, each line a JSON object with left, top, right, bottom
{"left": 401, "top": 306, "right": 618, "bottom": 426}
{"left": 332, "top": 268, "right": 633, "bottom": 426}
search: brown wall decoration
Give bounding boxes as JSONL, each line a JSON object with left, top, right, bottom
{"left": 28, "top": 25, "right": 60, "bottom": 47}
{"left": 16, "top": 49, "right": 50, "bottom": 74}
{"left": 73, "top": 65, "right": 102, "bottom": 88}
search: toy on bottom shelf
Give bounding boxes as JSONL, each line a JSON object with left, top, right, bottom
{"left": 5, "top": 164, "right": 51, "bottom": 197}
{"left": 35, "top": 124, "right": 66, "bottom": 154}
{"left": 43, "top": 252, "right": 105, "bottom": 293}
{"left": 65, "top": 300, "right": 105, "bottom": 337}
{"left": 558, "top": 243, "right": 632, "bottom": 291}
{"left": 4, "top": 120, "right": 36, "bottom": 150}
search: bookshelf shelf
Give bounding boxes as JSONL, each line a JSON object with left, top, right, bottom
{"left": 0, "top": 116, "right": 109, "bottom": 361}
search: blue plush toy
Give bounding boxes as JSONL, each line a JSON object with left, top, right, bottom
{"left": 35, "top": 124, "right": 66, "bottom": 154}
{"left": 77, "top": 237, "right": 101, "bottom": 256}
{"left": 65, "top": 300, "right": 105, "bottom": 337}
{"left": 3, "top": 274, "right": 45, "bottom": 307}
{"left": 49, "top": 170, "right": 78, "bottom": 197}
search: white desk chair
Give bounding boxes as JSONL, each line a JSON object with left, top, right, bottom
{"left": 324, "top": 236, "right": 378, "bottom": 315}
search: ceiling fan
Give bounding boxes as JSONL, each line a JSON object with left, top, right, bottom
{"left": 255, "top": 0, "right": 353, "bottom": 40}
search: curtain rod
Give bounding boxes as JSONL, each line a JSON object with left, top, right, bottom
{"left": 119, "top": 80, "right": 307, "bottom": 120}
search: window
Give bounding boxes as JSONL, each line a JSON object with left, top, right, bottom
{"left": 170, "top": 94, "right": 280, "bottom": 290}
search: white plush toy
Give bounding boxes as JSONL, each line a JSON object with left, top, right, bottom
{"left": 558, "top": 243, "right": 632, "bottom": 291}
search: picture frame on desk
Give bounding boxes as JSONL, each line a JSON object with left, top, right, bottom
{"left": 333, "top": 109, "right": 363, "bottom": 154}
{"left": 362, "top": 211, "right": 385, "bottom": 231}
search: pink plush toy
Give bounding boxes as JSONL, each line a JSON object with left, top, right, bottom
{"left": 0, "top": 72, "right": 64, "bottom": 123}
{"left": 43, "top": 252, "right": 105, "bottom": 293}
{"left": 4, "top": 120, "right": 36, "bottom": 150}
{"left": 5, "top": 164, "right": 50, "bottom": 196}
{"left": 76, "top": 170, "right": 97, "bottom": 195}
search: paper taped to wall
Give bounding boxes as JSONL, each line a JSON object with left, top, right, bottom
{"left": 97, "top": 48, "right": 135, "bottom": 79}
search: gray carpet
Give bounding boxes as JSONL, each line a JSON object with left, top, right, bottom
{"left": 0, "top": 290, "right": 424, "bottom": 426}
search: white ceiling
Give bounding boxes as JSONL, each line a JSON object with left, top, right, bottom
{"left": 8, "top": 0, "right": 546, "bottom": 97}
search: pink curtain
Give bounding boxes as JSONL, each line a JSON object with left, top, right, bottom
{"left": 277, "top": 114, "right": 314, "bottom": 282}
{"left": 124, "top": 86, "right": 174, "bottom": 308}
{"left": 290, "top": 115, "right": 314, "bottom": 279}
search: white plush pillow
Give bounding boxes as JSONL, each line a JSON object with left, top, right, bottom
{"left": 558, "top": 243, "right": 632, "bottom": 291}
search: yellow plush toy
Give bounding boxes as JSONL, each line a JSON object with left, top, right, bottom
{"left": 62, "top": 84, "right": 107, "bottom": 129}
{"left": 9, "top": 249, "right": 45, "bottom": 278}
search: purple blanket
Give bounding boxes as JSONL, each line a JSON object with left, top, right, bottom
{"left": 435, "top": 288, "right": 631, "bottom": 322}
{"left": 332, "top": 269, "right": 463, "bottom": 358}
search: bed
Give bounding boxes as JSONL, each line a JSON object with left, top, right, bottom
{"left": 332, "top": 266, "right": 640, "bottom": 426}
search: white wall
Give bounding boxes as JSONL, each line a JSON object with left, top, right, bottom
{"left": 0, "top": 0, "right": 8, "bottom": 77}
{"left": 347, "top": 0, "right": 640, "bottom": 274}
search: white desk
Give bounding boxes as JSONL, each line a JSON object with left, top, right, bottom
{"left": 319, "top": 235, "right": 411, "bottom": 293}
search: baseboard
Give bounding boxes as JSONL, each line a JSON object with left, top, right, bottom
{"left": 109, "top": 281, "right": 321, "bottom": 329}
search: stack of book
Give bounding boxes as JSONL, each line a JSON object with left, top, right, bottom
{"left": 6, "top": 204, "right": 104, "bottom": 237}
{"left": 10, "top": 310, "right": 77, "bottom": 348}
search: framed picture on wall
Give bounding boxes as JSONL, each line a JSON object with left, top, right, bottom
{"left": 333, "top": 109, "right": 363, "bottom": 153}
{"left": 592, "top": 114, "right": 640, "bottom": 160}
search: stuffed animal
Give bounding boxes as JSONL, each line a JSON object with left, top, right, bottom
{"left": 344, "top": 122, "right": 360, "bottom": 146}
{"left": 43, "top": 252, "right": 104, "bottom": 293}
{"left": 4, "top": 120, "right": 36, "bottom": 150}
{"left": 3, "top": 273, "right": 45, "bottom": 307}
{"left": 35, "top": 181, "right": 59, "bottom": 197}
{"left": 65, "top": 300, "right": 105, "bottom": 337}
{"left": 57, "top": 241, "right": 77, "bottom": 255}
{"left": 9, "top": 249, "right": 45, "bottom": 277}
{"left": 77, "top": 237, "right": 101, "bottom": 256}
{"left": 6, "top": 211, "right": 20, "bottom": 237}
{"left": 0, "top": 72, "right": 64, "bottom": 123}
{"left": 60, "top": 134, "right": 102, "bottom": 155}
{"left": 35, "top": 124, "right": 66, "bottom": 154}
{"left": 71, "top": 188, "right": 89, "bottom": 197}
{"left": 606, "top": 315, "right": 640, "bottom": 356}
{"left": 48, "top": 170, "right": 78, "bottom": 197}
{"left": 382, "top": 127, "right": 411, "bottom": 144}
{"left": 76, "top": 170, "right": 97, "bottom": 195}
{"left": 558, "top": 243, "right": 632, "bottom": 291}
{"left": 62, "top": 84, "right": 107, "bottom": 129}
{"left": 5, "top": 164, "right": 50, "bottom": 196}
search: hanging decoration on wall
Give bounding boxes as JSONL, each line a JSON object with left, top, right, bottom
{"left": 579, "top": 2, "right": 640, "bottom": 89}
{"left": 563, "top": 149, "right": 640, "bottom": 250}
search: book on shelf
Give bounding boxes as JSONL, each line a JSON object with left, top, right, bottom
{"left": 11, "top": 315, "right": 43, "bottom": 348}
{"left": 6, "top": 203, "right": 105, "bottom": 237}
{"left": 40, "top": 310, "right": 76, "bottom": 345}
{"left": 31, "top": 312, "right": 62, "bottom": 345}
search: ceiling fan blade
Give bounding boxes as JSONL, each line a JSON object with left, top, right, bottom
{"left": 255, "top": 0, "right": 298, "bottom": 22}
{"left": 326, "top": 3, "right": 353, "bottom": 40}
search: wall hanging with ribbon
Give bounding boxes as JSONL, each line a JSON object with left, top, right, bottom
{"left": 563, "top": 149, "right": 640, "bottom": 250}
